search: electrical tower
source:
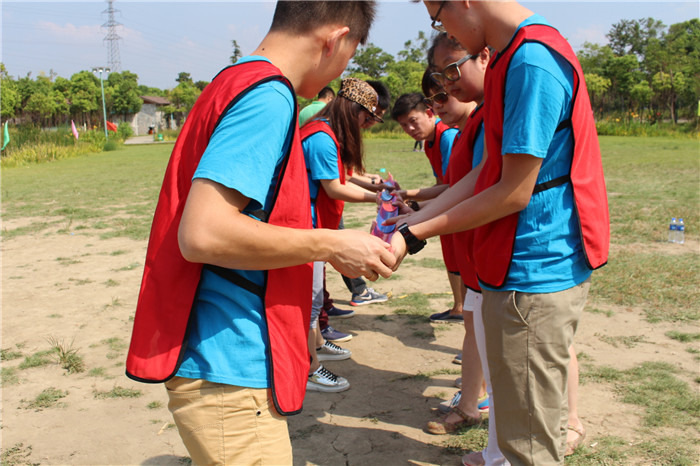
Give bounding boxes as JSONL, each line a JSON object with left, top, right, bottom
{"left": 102, "top": 0, "right": 122, "bottom": 72}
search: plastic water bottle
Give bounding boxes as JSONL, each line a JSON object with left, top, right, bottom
{"left": 669, "top": 217, "right": 678, "bottom": 243}
{"left": 371, "top": 189, "right": 398, "bottom": 242}
{"left": 677, "top": 218, "right": 685, "bottom": 244}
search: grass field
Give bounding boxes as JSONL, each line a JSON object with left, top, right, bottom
{"left": 2, "top": 135, "right": 699, "bottom": 463}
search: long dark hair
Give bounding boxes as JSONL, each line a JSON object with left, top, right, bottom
{"left": 307, "top": 97, "right": 365, "bottom": 175}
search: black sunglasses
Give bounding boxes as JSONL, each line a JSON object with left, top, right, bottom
{"left": 423, "top": 92, "right": 449, "bottom": 107}
{"left": 430, "top": 0, "right": 447, "bottom": 33}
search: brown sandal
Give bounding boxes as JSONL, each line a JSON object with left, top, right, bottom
{"left": 426, "top": 406, "right": 483, "bottom": 435}
{"left": 565, "top": 424, "right": 586, "bottom": 456}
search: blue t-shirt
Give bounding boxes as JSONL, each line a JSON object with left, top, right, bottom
{"left": 481, "top": 15, "right": 591, "bottom": 293}
{"left": 472, "top": 126, "right": 484, "bottom": 169}
{"left": 302, "top": 120, "right": 340, "bottom": 228}
{"left": 426, "top": 119, "right": 458, "bottom": 179}
{"left": 176, "top": 56, "right": 296, "bottom": 388}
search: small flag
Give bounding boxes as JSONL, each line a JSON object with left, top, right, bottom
{"left": 1, "top": 121, "right": 9, "bottom": 151}
{"left": 106, "top": 121, "right": 118, "bottom": 132}
{"left": 71, "top": 120, "right": 79, "bottom": 140}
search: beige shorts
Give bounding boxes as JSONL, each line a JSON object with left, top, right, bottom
{"left": 165, "top": 376, "right": 292, "bottom": 465}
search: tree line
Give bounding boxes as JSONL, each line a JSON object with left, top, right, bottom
{"left": 1, "top": 17, "right": 697, "bottom": 130}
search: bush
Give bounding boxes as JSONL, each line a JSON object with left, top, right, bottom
{"left": 117, "top": 122, "right": 133, "bottom": 139}
{"left": 103, "top": 140, "right": 119, "bottom": 151}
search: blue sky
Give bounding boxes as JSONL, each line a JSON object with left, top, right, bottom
{"left": 2, "top": 1, "right": 697, "bottom": 89}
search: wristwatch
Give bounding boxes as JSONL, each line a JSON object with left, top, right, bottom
{"left": 397, "top": 223, "right": 426, "bottom": 255}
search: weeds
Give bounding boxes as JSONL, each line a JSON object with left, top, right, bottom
{"left": 18, "top": 350, "right": 54, "bottom": 369}
{"left": 2, "top": 367, "right": 20, "bottom": 386}
{"left": 595, "top": 333, "right": 648, "bottom": 348}
{"left": 47, "top": 336, "right": 85, "bottom": 374}
{"left": 1, "top": 348, "right": 23, "bottom": 361}
{"left": 665, "top": 330, "right": 700, "bottom": 343}
{"left": 23, "top": 387, "right": 68, "bottom": 410}
{"left": 0, "top": 443, "right": 38, "bottom": 466}
{"left": 93, "top": 385, "right": 143, "bottom": 399}
{"left": 147, "top": 401, "right": 163, "bottom": 409}
{"left": 582, "top": 361, "right": 700, "bottom": 429}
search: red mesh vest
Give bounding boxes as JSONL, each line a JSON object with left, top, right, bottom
{"left": 424, "top": 119, "right": 452, "bottom": 184}
{"left": 445, "top": 106, "right": 484, "bottom": 291}
{"left": 300, "top": 119, "right": 345, "bottom": 230}
{"left": 472, "top": 24, "right": 609, "bottom": 288}
{"left": 126, "top": 61, "right": 313, "bottom": 415}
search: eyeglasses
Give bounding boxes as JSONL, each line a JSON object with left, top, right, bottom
{"left": 430, "top": 54, "right": 476, "bottom": 84}
{"left": 430, "top": 0, "right": 447, "bottom": 32}
{"left": 423, "top": 92, "right": 449, "bottom": 108}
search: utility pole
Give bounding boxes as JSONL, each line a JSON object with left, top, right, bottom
{"left": 102, "top": 0, "right": 122, "bottom": 72}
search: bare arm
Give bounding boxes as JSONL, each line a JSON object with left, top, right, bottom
{"left": 178, "top": 179, "right": 395, "bottom": 279}
{"left": 390, "top": 153, "right": 542, "bottom": 268}
{"left": 399, "top": 183, "right": 449, "bottom": 201}
{"left": 320, "top": 178, "right": 376, "bottom": 203}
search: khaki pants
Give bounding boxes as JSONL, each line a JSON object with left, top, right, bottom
{"left": 165, "top": 377, "right": 292, "bottom": 465}
{"left": 481, "top": 279, "right": 590, "bottom": 465}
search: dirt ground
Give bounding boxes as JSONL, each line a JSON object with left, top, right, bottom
{"left": 1, "top": 203, "right": 699, "bottom": 465}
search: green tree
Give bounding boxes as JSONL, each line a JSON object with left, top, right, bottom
{"left": 396, "top": 31, "right": 429, "bottom": 65}
{"left": 350, "top": 43, "right": 394, "bottom": 78}
{"left": 0, "top": 63, "right": 20, "bottom": 118}
{"left": 168, "top": 80, "right": 200, "bottom": 123}
{"left": 194, "top": 80, "right": 210, "bottom": 91}
{"left": 137, "top": 85, "right": 165, "bottom": 97}
{"left": 52, "top": 76, "right": 71, "bottom": 122}
{"left": 24, "top": 75, "right": 58, "bottom": 124}
{"left": 584, "top": 72, "right": 611, "bottom": 117}
{"left": 607, "top": 17, "right": 665, "bottom": 60}
{"left": 230, "top": 39, "right": 242, "bottom": 65}
{"left": 629, "top": 80, "right": 653, "bottom": 120}
{"left": 69, "top": 71, "right": 100, "bottom": 125}
{"left": 107, "top": 71, "right": 143, "bottom": 117}
{"left": 176, "top": 72, "right": 193, "bottom": 85}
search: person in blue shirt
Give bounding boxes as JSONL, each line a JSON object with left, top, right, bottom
{"left": 389, "top": 2, "right": 606, "bottom": 464}
{"left": 301, "top": 78, "right": 385, "bottom": 393}
{"left": 164, "top": 3, "right": 396, "bottom": 464}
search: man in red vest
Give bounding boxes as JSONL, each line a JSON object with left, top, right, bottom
{"left": 125, "top": 2, "right": 394, "bottom": 464}
{"left": 392, "top": 2, "right": 609, "bottom": 464}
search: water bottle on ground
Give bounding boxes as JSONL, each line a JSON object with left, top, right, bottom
{"left": 669, "top": 217, "right": 678, "bottom": 243}
{"left": 677, "top": 218, "right": 685, "bottom": 244}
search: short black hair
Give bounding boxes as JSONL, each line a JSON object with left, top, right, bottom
{"left": 421, "top": 68, "right": 441, "bottom": 97}
{"left": 270, "top": 1, "right": 376, "bottom": 45}
{"left": 366, "top": 80, "right": 391, "bottom": 111}
{"left": 427, "top": 32, "right": 466, "bottom": 67}
{"left": 392, "top": 93, "right": 428, "bottom": 119}
{"left": 318, "top": 86, "right": 335, "bottom": 100}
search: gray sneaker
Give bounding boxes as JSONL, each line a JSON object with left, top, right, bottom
{"left": 317, "top": 340, "right": 352, "bottom": 361}
{"left": 350, "top": 287, "right": 388, "bottom": 306}
{"left": 307, "top": 365, "right": 350, "bottom": 393}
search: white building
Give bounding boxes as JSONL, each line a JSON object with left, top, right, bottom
{"left": 131, "top": 96, "right": 173, "bottom": 135}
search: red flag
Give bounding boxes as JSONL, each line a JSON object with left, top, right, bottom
{"left": 71, "top": 120, "right": 79, "bottom": 140}
{"left": 106, "top": 121, "right": 118, "bottom": 132}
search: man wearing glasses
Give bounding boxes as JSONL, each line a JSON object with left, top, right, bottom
{"left": 393, "top": 2, "right": 609, "bottom": 464}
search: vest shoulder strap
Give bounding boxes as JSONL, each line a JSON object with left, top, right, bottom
{"left": 204, "top": 264, "right": 265, "bottom": 298}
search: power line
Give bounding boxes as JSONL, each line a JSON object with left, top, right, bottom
{"left": 102, "top": 0, "right": 122, "bottom": 72}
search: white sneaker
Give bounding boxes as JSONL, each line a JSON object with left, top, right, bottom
{"left": 306, "top": 365, "right": 350, "bottom": 392}
{"left": 317, "top": 340, "right": 352, "bottom": 361}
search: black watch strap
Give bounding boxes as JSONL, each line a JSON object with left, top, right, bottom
{"left": 398, "top": 223, "right": 426, "bottom": 255}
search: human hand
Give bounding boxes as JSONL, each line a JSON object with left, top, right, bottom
{"left": 389, "top": 229, "right": 407, "bottom": 271}
{"left": 327, "top": 229, "right": 396, "bottom": 281}
{"left": 383, "top": 212, "right": 411, "bottom": 227}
